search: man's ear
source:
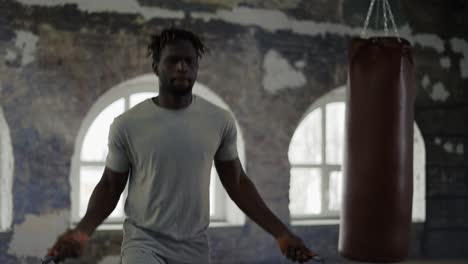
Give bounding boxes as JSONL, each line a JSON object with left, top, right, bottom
{"left": 152, "top": 62, "right": 159, "bottom": 76}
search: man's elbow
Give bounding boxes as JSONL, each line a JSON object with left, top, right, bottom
{"left": 239, "top": 172, "right": 251, "bottom": 186}
{"left": 100, "top": 174, "right": 125, "bottom": 198}
{"left": 230, "top": 173, "right": 251, "bottom": 196}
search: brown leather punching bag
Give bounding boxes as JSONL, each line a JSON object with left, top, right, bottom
{"left": 338, "top": 35, "right": 416, "bottom": 262}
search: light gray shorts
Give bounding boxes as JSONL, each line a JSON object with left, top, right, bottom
{"left": 121, "top": 247, "right": 188, "bottom": 264}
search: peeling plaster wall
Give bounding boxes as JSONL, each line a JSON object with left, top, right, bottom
{"left": 430, "top": 82, "right": 450, "bottom": 102}
{"left": 450, "top": 38, "right": 468, "bottom": 78}
{"left": 1, "top": 0, "right": 468, "bottom": 263}
{"left": 262, "top": 49, "right": 306, "bottom": 94}
{"left": 7, "top": 210, "right": 69, "bottom": 259}
{"left": 15, "top": 0, "right": 185, "bottom": 19}
{"left": 8, "top": 30, "right": 38, "bottom": 66}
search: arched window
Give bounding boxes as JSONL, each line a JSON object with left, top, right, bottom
{"left": 288, "top": 87, "right": 426, "bottom": 224}
{"left": 0, "top": 106, "right": 14, "bottom": 231}
{"left": 71, "top": 74, "right": 245, "bottom": 228}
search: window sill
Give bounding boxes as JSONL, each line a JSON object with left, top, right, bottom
{"left": 96, "top": 223, "right": 124, "bottom": 230}
{"left": 71, "top": 222, "right": 124, "bottom": 231}
{"left": 291, "top": 218, "right": 426, "bottom": 226}
{"left": 0, "top": 228, "right": 12, "bottom": 233}
{"left": 291, "top": 219, "right": 340, "bottom": 226}
{"left": 72, "top": 221, "right": 243, "bottom": 230}
{"left": 209, "top": 221, "right": 243, "bottom": 228}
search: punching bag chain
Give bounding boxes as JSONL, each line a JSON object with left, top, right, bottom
{"left": 384, "top": 0, "right": 401, "bottom": 41}
{"left": 361, "top": 0, "right": 401, "bottom": 42}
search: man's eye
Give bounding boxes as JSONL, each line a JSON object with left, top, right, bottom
{"left": 168, "top": 57, "right": 179, "bottom": 64}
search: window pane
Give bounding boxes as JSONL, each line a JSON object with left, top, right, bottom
{"left": 326, "top": 102, "right": 345, "bottom": 164}
{"left": 81, "top": 99, "right": 125, "bottom": 161}
{"left": 289, "top": 109, "right": 322, "bottom": 164}
{"left": 328, "top": 171, "right": 343, "bottom": 211}
{"left": 130, "top": 92, "right": 158, "bottom": 108}
{"left": 80, "top": 166, "right": 125, "bottom": 219}
{"left": 210, "top": 167, "right": 216, "bottom": 217}
{"left": 412, "top": 125, "right": 425, "bottom": 221}
{"left": 289, "top": 168, "right": 321, "bottom": 216}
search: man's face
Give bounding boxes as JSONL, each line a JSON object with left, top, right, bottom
{"left": 154, "top": 39, "right": 199, "bottom": 96}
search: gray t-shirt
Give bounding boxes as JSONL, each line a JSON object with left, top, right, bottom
{"left": 105, "top": 95, "right": 238, "bottom": 263}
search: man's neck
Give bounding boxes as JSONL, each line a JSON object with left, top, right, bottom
{"left": 154, "top": 92, "right": 193, "bottom": 110}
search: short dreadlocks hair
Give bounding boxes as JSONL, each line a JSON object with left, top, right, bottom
{"left": 147, "top": 27, "right": 208, "bottom": 64}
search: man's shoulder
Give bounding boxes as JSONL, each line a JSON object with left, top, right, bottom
{"left": 195, "top": 95, "right": 232, "bottom": 121}
{"left": 113, "top": 99, "right": 152, "bottom": 128}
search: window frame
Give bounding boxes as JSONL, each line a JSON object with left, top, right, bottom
{"left": 289, "top": 86, "right": 426, "bottom": 224}
{"left": 289, "top": 100, "right": 344, "bottom": 220}
{"left": 0, "top": 106, "right": 14, "bottom": 232}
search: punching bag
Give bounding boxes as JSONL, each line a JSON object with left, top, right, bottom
{"left": 338, "top": 0, "right": 416, "bottom": 262}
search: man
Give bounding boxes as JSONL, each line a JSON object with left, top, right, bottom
{"left": 48, "top": 28, "right": 318, "bottom": 263}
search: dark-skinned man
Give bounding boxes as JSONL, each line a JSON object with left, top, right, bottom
{"left": 47, "top": 28, "right": 318, "bottom": 264}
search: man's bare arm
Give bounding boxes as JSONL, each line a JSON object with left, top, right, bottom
{"left": 215, "top": 158, "right": 317, "bottom": 263}
{"left": 76, "top": 166, "right": 129, "bottom": 235}
{"left": 214, "top": 158, "right": 288, "bottom": 238}
{"left": 47, "top": 167, "right": 129, "bottom": 262}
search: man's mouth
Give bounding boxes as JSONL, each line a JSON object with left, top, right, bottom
{"left": 173, "top": 76, "right": 189, "bottom": 81}
{"left": 172, "top": 77, "right": 190, "bottom": 84}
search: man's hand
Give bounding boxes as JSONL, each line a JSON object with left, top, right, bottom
{"left": 47, "top": 229, "right": 89, "bottom": 263}
{"left": 276, "top": 231, "right": 318, "bottom": 263}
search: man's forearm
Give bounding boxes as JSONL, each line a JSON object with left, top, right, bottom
{"left": 75, "top": 179, "right": 121, "bottom": 236}
{"left": 228, "top": 175, "right": 290, "bottom": 239}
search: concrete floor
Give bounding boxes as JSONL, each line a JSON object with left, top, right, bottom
{"left": 96, "top": 256, "right": 468, "bottom": 264}
{"left": 331, "top": 259, "right": 468, "bottom": 264}
{"left": 377, "top": 260, "right": 467, "bottom": 264}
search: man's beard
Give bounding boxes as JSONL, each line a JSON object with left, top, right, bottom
{"left": 169, "top": 83, "right": 193, "bottom": 96}
{"left": 160, "top": 78, "right": 194, "bottom": 96}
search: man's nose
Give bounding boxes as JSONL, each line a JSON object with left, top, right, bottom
{"left": 176, "top": 60, "right": 188, "bottom": 71}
